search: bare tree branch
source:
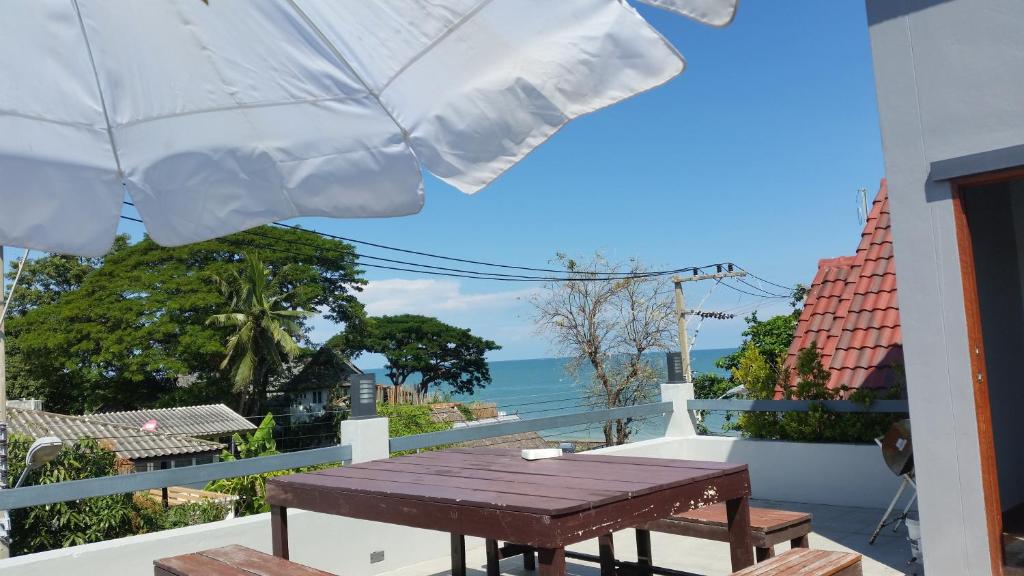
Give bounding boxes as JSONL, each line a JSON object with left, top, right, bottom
{"left": 531, "top": 253, "right": 674, "bottom": 444}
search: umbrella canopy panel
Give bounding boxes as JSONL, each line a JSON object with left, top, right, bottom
{"left": 0, "top": 0, "right": 736, "bottom": 257}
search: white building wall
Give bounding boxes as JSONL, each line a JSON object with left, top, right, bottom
{"left": 865, "top": 1, "right": 1024, "bottom": 574}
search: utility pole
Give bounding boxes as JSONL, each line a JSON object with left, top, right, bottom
{"left": 672, "top": 266, "right": 748, "bottom": 383}
{"left": 672, "top": 275, "right": 691, "bottom": 382}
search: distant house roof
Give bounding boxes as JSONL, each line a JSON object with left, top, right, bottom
{"left": 422, "top": 405, "right": 548, "bottom": 449}
{"left": 281, "top": 347, "right": 363, "bottom": 393}
{"left": 88, "top": 404, "right": 255, "bottom": 438}
{"left": 454, "top": 431, "right": 551, "bottom": 450}
{"left": 785, "top": 179, "right": 903, "bottom": 390}
{"left": 9, "top": 408, "right": 224, "bottom": 461}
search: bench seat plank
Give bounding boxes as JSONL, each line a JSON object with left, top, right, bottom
{"left": 645, "top": 503, "right": 811, "bottom": 547}
{"left": 680, "top": 503, "right": 809, "bottom": 531}
{"left": 155, "top": 545, "right": 336, "bottom": 576}
{"left": 730, "top": 549, "right": 862, "bottom": 576}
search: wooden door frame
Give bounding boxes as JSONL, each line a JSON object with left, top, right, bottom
{"left": 950, "top": 166, "right": 1024, "bottom": 575}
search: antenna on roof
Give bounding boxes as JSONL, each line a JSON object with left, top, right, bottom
{"left": 857, "top": 188, "right": 868, "bottom": 225}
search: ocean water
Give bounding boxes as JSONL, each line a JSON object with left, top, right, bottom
{"left": 366, "top": 348, "right": 733, "bottom": 443}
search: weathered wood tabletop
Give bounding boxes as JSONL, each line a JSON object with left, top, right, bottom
{"left": 265, "top": 447, "right": 754, "bottom": 575}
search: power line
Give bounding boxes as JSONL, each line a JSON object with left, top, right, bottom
{"left": 734, "top": 277, "right": 790, "bottom": 299}
{"left": 120, "top": 202, "right": 723, "bottom": 280}
{"left": 734, "top": 266, "right": 794, "bottom": 292}
{"left": 720, "top": 281, "right": 788, "bottom": 299}
{"left": 117, "top": 213, "right": 739, "bottom": 284}
{"left": 118, "top": 215, "right": 550, "bottom": 282}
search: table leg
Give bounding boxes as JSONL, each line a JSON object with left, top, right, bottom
{"left": 635, "top": 528, "right": 652, "bottom": 576}
{"left": 523, "top": 547, "right": 537, "bottom": 571}
{"left": 598, "top": 534, "right": 616, "bottom": 576}
{"left": 271, "top": 505, "right": 289, "bottom": 560}
{"left": 725, "top": 495, "right": 754, "bottom": 571}
{"left": 537, "top": 547, "right": 566, "bottom": 576}
{"left": 486, "top": 539, "right": 500, "bottom": 576}
{"left": 451, "top": 534, "right": 467, "bottom": 576}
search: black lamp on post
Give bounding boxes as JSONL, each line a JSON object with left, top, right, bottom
{"left": 666, "top": 352, "right": 685, "bottom": 384}
{"left": 349, "top": 373, "right": 377, "bottom": 420}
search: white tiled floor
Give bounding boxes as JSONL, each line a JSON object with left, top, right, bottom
{"left": 382, "top": 500, "right": 920, "bottom": 576}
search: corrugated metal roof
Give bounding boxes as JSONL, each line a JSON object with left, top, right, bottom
{"left": 87, "top": 404, "right": 255, "bottom": 438}
{"left": 9, "top": 408, "right": 224, "bottom": 461}
{"left": 280, "top": 347, "right": 363, "bottom": 393}
{"left": 785, "top": 180, "right": 903, "bottom": 391}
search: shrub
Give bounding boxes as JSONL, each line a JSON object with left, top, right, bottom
{"left": 377, "top": 403, "right": 452, "bottom": 455}
{"left": 7, "top": 436, "right": 227, "bottom": 556}
{"left": 206, "top": 413, "right": 289, "bottom": 516}
{"left": 698, "top": 345, "right": 906, "bottom": 443}
{"left": 737, "top": 342, "right": 905, "bottom": 440}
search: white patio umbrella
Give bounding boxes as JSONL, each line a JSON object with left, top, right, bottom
{"left": 0, "top": 0, "right": 736, "bottom": 258}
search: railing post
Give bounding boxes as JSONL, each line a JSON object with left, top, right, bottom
{"left": 341, "top": 374, "right": 390, "bottom": 463}
{"left": 663, "top": 353, "right": 698, "bottom": 437}
{"left": 661, "top": 382, "right": 699, "bottom": 437}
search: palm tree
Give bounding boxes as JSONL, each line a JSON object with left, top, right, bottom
{"left": 207, "top": 252, "right": 311, "bottom": 413}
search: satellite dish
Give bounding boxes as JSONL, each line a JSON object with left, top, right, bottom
{"left": 881, "top": 419, "right": 913, "bottom": 477}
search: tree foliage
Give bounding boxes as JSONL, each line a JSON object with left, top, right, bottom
{"left": 715, "top": 312, "right": 797, "bottom": 374}
{"left": 207, "top": 252, "right": 312, "bottom": 413}
{"left": 205, "top": 413, "right": 286, "bottom": 516}
{"left": 205, "top": 413, "right": 337, "bottom": 516}
{"left": 335, "top": 314, "right": 500, "bottom": 396}
{"left": 5, "top": 226, "right": 364, "bottom": 413}
{"left": 726, "top": 344, "right": 905, "bottom": 443}
{"left": 7, "top": 436, "right": 225, "bottom": 556}
{"left": 694, "top": 305, "right": 905, "bottom": 442}
{"left": 378, "top": 403, "right": 453, "bottom": 456}
{"left": 532, "top": 253, "right": 674, "bottom": 445}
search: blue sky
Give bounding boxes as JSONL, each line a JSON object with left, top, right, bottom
{"left": 5, "top": 0, "right": 884, "bottom": 367}
{"left": 312, "top": 0, "right": 886, "bottom": 365}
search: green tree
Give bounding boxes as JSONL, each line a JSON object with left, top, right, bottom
{"left": 7, "top": 437, "right": 139, "bottom": 555}
{"left": 336, "top": 315, "right": 500, "bottom": 396}
{"left": 729, "top": 344, "right": 905, "bottom": 443}
{"left": 5, "top": 436, "right": 227, "bottom": 556}
{"left": 5, "top": 226, "right": 364, "bottom": 413}
{"left": 207, "top": 253, "right": 312, "bottom": 413}
{"left": 715, "top": 312, "right": 797, "bottom": 374}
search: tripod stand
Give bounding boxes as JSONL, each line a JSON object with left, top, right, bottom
{"left": 870, "top": 472, "right": 917, "bottom": 544}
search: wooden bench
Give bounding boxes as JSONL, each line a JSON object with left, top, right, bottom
{"left": 154, "top": 545, "right": 336, "bottom": 576}
{"left": 476, "top": 504, "right": 811, "bottom": 574}
{"left": 730, "top": 549, "right": 862, "bottom": 575}
{"left": 642, "top": 503, "right": 812, "bottom": 562}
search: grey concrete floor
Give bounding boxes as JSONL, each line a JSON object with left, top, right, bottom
{"left": 382, "top": 500, "right": 920, "bottom": 576}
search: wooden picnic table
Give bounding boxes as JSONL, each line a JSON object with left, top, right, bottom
{"left": 264, "top": 447, "right": 754, "bottom": 575}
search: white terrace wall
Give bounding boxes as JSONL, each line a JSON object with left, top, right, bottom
{"left": 0, "top": 435, "right": 904, "bottom": 575}
{"left": 596, "top": 436, "right": 903, "bottom": 509}
{"left": 0, "top": 509, "right": 450, "bottom": 576}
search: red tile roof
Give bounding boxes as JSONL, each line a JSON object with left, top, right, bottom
{"left": 785, "top": 180, "right": 902, "bottom": 390}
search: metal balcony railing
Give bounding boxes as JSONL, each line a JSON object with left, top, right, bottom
{"left": 0, "top": 400, "right": 675, "bottom": 511}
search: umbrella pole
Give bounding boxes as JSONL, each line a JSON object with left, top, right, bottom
{"left": 0, "top": 246, "right": 8, "bottom": 559}
{"left": 0, "top": 244, "right": 7, "bottom": 446}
